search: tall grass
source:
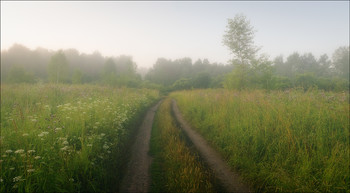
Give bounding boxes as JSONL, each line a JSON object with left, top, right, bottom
{"left": 150, "top": 98, "right": 214, "bottom": 193}
{"left": 0, "top": 84, "right": 159, "bottom": 192}
{"left": 171, "top": 88, "right": 349, "bottom": 192}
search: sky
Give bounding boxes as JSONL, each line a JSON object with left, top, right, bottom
{"left": 1, "top": 1, "right": 349, "bottom": 68}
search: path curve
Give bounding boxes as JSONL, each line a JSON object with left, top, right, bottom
{"left": 120, "top": 100, "right": 162, "bottom": 193}
{"left": 172, "top": 99, "right": 251, "bottom": 193}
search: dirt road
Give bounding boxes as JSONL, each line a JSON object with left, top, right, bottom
{"left": 119, "top": 100, "right": 162, "bottom": 193}
{"left": 172, "top": 99, "right": 251, "bottom": 193}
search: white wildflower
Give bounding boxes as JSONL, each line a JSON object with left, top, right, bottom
{"left": 60, "top": 146, "right": 69, "bottom": 151}
{"left": 55, "top": 128, "right": 62, "bottom": 132}
{"left": 13, "top": 176, "right": 22, "bottom": 182}
{"left": 27, "top": 169, "right": 35, "bottom": 173}
{"left": 34, "top": 156, "right": 41, "bottom": 160}
{"left": 100, "top": 133, "right": 105, "bottom": 137}
{"left": 22, "top": 133, "right": 29, "bottom": 136}
{"left": 103, "top": 144, "right": 109, "bottom": 150}
{"left": 15, "top": 149, "right": 24, "bottom": 154}
{"left": 27, "top": 150, "right": 35, "bottom": 153}
{"left": 10, "top": 167, "right": 15, "bottom": 170}
{"left": 31, "top": 119, "right": 37, "bottom": 122}
{"left": 6, "top": 150, "right": 13, "bottom": 153}
{"left": 69, "top": 178, "right": 74, "bottom": 182}
{"left": 62, "top": 141, "right": 69, "bottom": 145}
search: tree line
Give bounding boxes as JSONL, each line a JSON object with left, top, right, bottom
{"left": 1, "top": 14, "right": 348, "bottom": 92}
{"left": 1, "top": 44, "right": 141, "bottom": 87}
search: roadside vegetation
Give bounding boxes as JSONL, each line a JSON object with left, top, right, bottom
{"left": 0, "top": 84, "right": 159, "bottom": 192}
{"left": 150, "top": 99, "right": 215, "bottom": 193}
{"left": 171, "top": 89, "right": 349, "bottom": 192}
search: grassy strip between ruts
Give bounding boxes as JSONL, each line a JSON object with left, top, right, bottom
{"left": 149, "top": 98, "right": 215, "bottom": 193}
{"left": 171, "top": 88, "right": 349, "bottom": 192}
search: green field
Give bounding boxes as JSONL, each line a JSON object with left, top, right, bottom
{"left": 171, "top": 89, "right": 349, "bottom": 192}
{"left": 0, "top": 84, "right": 159, "bottom": 192}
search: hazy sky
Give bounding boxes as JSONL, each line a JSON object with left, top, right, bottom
{"left": 1, "top": 1, "right": 349, "bottom": 68}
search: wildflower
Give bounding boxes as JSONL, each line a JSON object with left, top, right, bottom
{"left": 13, "top": 185, "right": 18, "bottom": 189}
{"left": 31, "top": 119, "right": 37, "bottom": 122}
{"left": 62, "top": 141, "right": 69, "bottom": 145}
{"left": 2, "top": 155, "right": 7, "bottom": 158}
{"left": 107, "top": 151, "right": 111, "bottom": 154}
{"left": 69, "top": 178, "right": 74, "bottom": 182}
{"left": 103, "top": 144, "right": 109, "bottom": 150}
{"left": 95, "top": 122, "right": 100, "bottom": 125}
{"left": 6, "top": 150, "right": 13, "bottom": 153}
{"left": 34, "top": 156, "right": 41, "bottom": 160}
{"left": 38, "top": 133, "right": 44, "bottom": 137}
{"left": 55, "top": 128, "right": 62, "bottom": 132}
{"left": 13, "top": 176, "right": 22, "bottom": 182}
{"left": 87, "top": 144, "right": 92, "bottom": 147}
{"left": 22, "top": 133, "right": 29, "bottom": 136}
{"left": 60, "top": 146, "right": 69, "bottom": 151}
{"left": 27, "top": 150, "right": 35, "bottom": 153}
{"left": 10, "top": 167, "right": 15, "bottom": 170}
{"left": 93, "top": 126, "right": 98, "bottom": 129}
{"left": 0, "top": 178, "right": 3, "bottom": 183}
{"left": 15, "top": 149, "right": 24, "bottom": 154}
{"left": 27, "top": 169, "right": 35, "bottom": 173}
{"left": 100, "top": 133, "right": 105, "bottom": 137}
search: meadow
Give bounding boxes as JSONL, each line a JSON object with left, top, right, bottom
{"left": 171, "top": 88, "right": 349, "bottom": 192}
{"left": 0, "top": 84, "right": 159, "bottom": 192}
{"left": 150, "top": 98, "right": 215, "bottom": 193}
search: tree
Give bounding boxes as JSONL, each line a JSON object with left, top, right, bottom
{"left": 72, "top": 70, "right": 83, "bottom": 84}
{"left": 222, "top": 14, "right": 259, "bottom": 66}
{"left": 48, "top": 50, "right": 69, "bottom": 83}
{"left": 6, "top": 66, "right": 35, "bottom": 83}
{"left": 102, "top": 58, "right": 117, "bottom": 85}
{"left": 332, "top": 46, "right": 349, "bottom": 80}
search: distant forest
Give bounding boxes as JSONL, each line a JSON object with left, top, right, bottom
{"left": 1, "top": 44, "right": 349, "bottom": 92}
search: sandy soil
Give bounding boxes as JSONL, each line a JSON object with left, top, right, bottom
{"left": 119, "top": 101, "right": 162, "bottom": 193}
{"left": 172, "top": 99, "right": 252, "bottom": 193}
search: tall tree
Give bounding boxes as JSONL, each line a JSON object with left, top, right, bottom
{"left": 222, "top": 14, "right": 258, "bottom": 66}
{"left": 332, "top": 46, "right": 349, "bottom": 80}
{"left": 48, "top": 50, "right": 69, "bottom": 83}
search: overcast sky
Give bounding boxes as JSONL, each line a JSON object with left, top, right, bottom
{"left": 1, "top": 1, "right": 349, "bottom": 68}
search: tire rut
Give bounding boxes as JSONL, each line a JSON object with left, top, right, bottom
{"left": 172, "top": 99, "right": 252, "bottom": 193}
{"left": 119, "top": 100, "right": 162, "bottom": 193}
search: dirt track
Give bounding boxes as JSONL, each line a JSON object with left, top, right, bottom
{"left": 119, "top": 101, "right": 162, "bottom": 193}
{"left": 172, "top": 99, "right": 251, "bottom": 193}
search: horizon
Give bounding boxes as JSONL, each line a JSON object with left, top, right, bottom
{"left": 1, "top": 1, "right": 349, "bottom": 68}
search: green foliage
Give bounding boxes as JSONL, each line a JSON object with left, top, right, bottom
{"left": 6, "top": 66, "right": 35, "bottom": 83}
{"left": 223, "top": 14, "right": 258, "bottom": 65}
{"left": 72, "top": 70, "right": 83, "bottom": 84}
{"left": 48, "top": 50, "right": 69, "bottom": 83}
{"left": 332, "top": 46, "right": 349, "bottom": 80}
{"left": 172, "top": 89, "right": 349, "bottom": 192}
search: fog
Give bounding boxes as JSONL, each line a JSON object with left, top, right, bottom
{"left": 1, "top": 2, "right": 349, "bottom": 91}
